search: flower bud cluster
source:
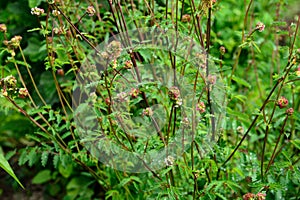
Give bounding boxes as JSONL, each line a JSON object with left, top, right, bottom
{"left": 168, "top": 86, "right": 182, "bottom": 107}
{"left": 0, "top": 75, "right": 28, "bottom": 98}
{"left": 196, "top": 101, "right": 206, "bottom": 113}
{"left": 31, "top": 7, "right": 44, "bottom": 16}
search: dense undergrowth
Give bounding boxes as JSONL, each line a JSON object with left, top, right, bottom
{"left": 0, "top": 0, "right": 299, "bottom": 199}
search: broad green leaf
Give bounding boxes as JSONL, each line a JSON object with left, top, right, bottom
{"left": 32, "top": 169, "right": 52, "bottom": 184}
{"left": 58, "top": 163, "right": 73, "bottom": 178}
{"left": 28, "top": 0, "right": 42, "bottom": 8}
{"left": 0, "top": 148, "right": 24, "bottom": 189}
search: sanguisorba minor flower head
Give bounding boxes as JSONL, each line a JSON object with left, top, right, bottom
{"left": 129, "top": 88, "right": 139, "bottom": 98}
{"left": 219, "top": 46, "right": 226, "bottom": 55}
{"left": 196, "top": 101, "right": 206, "bottom": 114}
{"left": 4, "top": 75, "right": 17, "bottom": 89}
{"left": 0, "top": 24, "right": 7, "bottom": 33}
{"left": 18, "top": 88, "right": 29, "bottom": 98}
{"left": 31, "top": 7, "right": 44, "bottom": 16}
{"left": 286, "top": 108, "right": 294, "bottom": 116}
{"left": 277, "top": 96, "right": 288, "bottom": 109}
{"left": 242, "top": 193, "right": 255, "bottom": 200}
{"left": 124, "top": 60, "right": 133, "bottom": 69}
{"left": 296, "top": 65, "right": 300, "bottom": 77}
{"left": 10, "top": 36, "right": 22, "bottom": 48}
{"left": 181, "top": 14, "right": 191, "bottom": 23}
{"left": 86, "top": 6, "right": 96, "bottom": 16}
{"left": 52, "top": 9, "right": 61, "bottom": 16}
{"left": 256, "top": 22, "right": 265, "bottom": 32}
{"left": 256, "top": 193, "right": 266, "bottom": 200}
{"left": 168, "top": 86, "right": 181, "bottom": 101}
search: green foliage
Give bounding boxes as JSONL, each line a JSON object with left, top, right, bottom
{"left": 0, "top": 0, "right": 299, "bottom": 199}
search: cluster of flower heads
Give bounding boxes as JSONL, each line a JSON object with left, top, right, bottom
{"left": 276, "top": 96, "right": 294, "bottom": 115}
{"left": 31, "top": 7, "right": 44, "bottom": 16}
{"left": 30, "top": 8, "right": 58, "bottom": 17}
{"left": 0, "top": 75, "right": 28, "bottom": 99}
{"left": 31, "top": 5, "right": 96, "bottom": 17}
{"left": 2, "top": 34, "right": 22, "bottom": 56}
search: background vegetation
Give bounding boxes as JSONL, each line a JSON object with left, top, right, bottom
{"left": 0, "top": 0, "right": 299, "bottom": 199}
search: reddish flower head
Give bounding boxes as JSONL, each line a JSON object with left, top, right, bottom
{"left": 196, "top": 101, "right": 206, "bottom": 113}
{"left": 286, "top": 108, "right": 294, "bottom": 116}
{"left": 296, "top": 65, "right": 300, "bottom": 77}
{"left": 168, "top": 86, "right": 181, "bottom": 101}
{"left": 277, "top": 96, "right": 288, "bottom": 109}
{"left": 130, "top": 88, "right": 139, "bottom": 98}
{"left": 243, "top": 193, "right": 255, "bottom": 200}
